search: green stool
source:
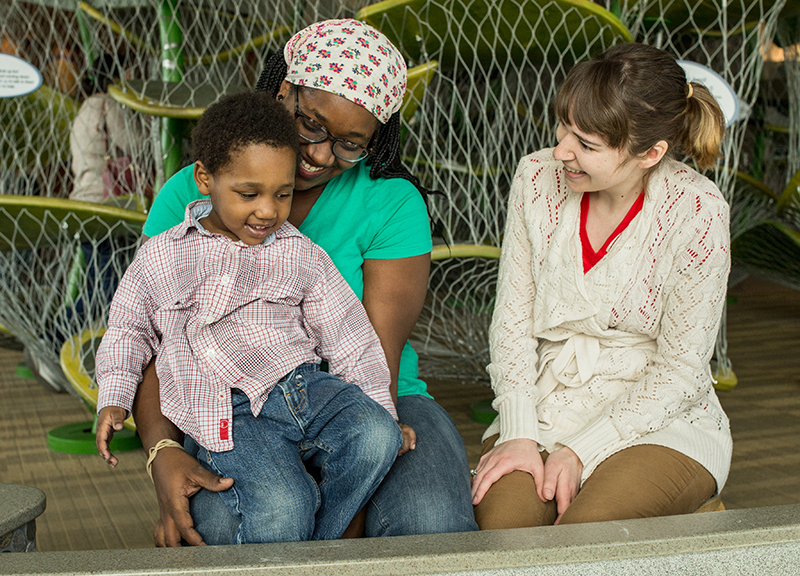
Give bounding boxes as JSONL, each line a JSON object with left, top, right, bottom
{"left": 53, "top": 328, "right": 141, "bottom": 454}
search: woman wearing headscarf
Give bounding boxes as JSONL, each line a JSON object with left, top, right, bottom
{"left": 131, "top": 19, "right": 478, "bottom": 546}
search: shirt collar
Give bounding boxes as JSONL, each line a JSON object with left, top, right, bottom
{"left": 175, "top": 199, "right": 304, "bottom": 245}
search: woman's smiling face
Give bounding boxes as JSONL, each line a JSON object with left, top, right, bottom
{"left": 553, "top": 117, "right": 647, "bottom": 199}
{"left": 277, "top": 82, "right": 380, "bottom": 194}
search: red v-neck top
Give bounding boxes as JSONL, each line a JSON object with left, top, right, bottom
{"left": 581, "top": 191, "right": 645, "bottom": 273}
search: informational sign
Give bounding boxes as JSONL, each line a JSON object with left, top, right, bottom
{"left": 677, "top": 60, "right": 740, "bottom": 127}
{"left": 0, "top": 53, "right": 43, "bottom": 98}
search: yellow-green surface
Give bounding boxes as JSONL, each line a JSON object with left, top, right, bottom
{"left": 0, "top": 196, "right": 146, "bottom": 251}
{"left": 59, "top": 327, "right": 137, "bottom": 431}
{"left": 358, "top": 0, "right": 633, "bottom": 69}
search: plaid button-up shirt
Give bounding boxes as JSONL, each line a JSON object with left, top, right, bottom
{"left": 97, "top": 200, "right": 395, "bottom": 452}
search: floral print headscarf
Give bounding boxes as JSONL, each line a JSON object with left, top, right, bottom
{"left": 283, "top": 19, "right": 407, "bottom": 124}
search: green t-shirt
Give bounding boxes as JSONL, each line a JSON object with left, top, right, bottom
{"left": 143, "top": 162, "right": 433, "bottom": 398}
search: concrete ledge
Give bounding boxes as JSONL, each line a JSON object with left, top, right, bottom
{"left": 0, "top": 484, "right": 46, "bottom": 554}
{"left": 0, "top": 485, "right": 46, "bottom": 536}
{"left": 2, "top": 504, "right": 799, "bottom": 575}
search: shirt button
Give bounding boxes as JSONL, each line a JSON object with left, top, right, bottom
{"left": 228, "top": 244, "right": 237, "bottom": 254}
{"left": 205, "top": 316, "right": 214, "bottom": 325}
{"left": 218, "top": 392, "right": 225, "bottom": 400}
{"left": 206, "top": 348, "right": 216, "bottom": 359}
{"left": 220, "top": 275, "right": 231, "bottom": 285}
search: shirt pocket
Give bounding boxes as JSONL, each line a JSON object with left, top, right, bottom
{"left": 153, "top": 299, "right": 199, "bottom": 347}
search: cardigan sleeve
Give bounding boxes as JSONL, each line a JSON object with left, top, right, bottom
{"left": 486, "top": 159, "right": 543, "bottom": 445}
{"left": 561, "top": 181, "right": 731, "bottom": 469}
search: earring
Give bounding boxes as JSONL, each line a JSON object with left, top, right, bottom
{"left": 277, "top": 94, "right": 284, "bottom": 101}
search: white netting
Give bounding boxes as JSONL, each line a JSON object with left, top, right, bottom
{"left": 0, "top": 198, "right": 144, "bottom": 393}
{"left": 777, "top": 13, "right": 800, "bottom": 189}
{"left": 0, "top": 0, "right": 373, "bottom": 200}
{"left": 0, "top": 0, "right": 790, "bottom": 392}
{"left": 363, "top": 0, "right": 786, "bottom": 382}
{"left": 359, "top": 0, "right": 634, "bottom": 380}
{"left": 0, "top": 0, "right": 373, "bottom": 394}
{"left": 730, "top": 7, "right": 800, "bottom": 294}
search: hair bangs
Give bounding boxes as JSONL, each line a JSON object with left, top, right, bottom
{"left": 555, "top": 61, "right": 629, "bottom": 151}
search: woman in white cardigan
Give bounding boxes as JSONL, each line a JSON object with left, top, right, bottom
{"left": 471, "top": 43, "right": 732, "bottom": 528}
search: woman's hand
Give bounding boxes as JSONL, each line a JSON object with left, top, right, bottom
{"left": 398, "top": 422, "right": 417, "bottom": 455}
{"left": 150, "top": 447, "right": 234, "bottom": 547}
{"left": 132, "top": 359, "right": 233, "bottom": 547}
{"left": 541, "top": 446, "right": 583, "bottom": 524}
{"left": 470, "top": 438, "right": 542, "bottom": 505}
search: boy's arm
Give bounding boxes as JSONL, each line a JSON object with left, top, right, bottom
{"left": 96, "top": 253, "right": 159, "bottom": 415}
{"left": 303, "top": 249, "right": 397, "bottom": 420}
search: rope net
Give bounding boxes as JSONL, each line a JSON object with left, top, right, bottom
{"left": 0, "top": 200, "right": 144, "bottom": 394}
{"left": 0, "top": 0, "right": 370, "bottom": 393}
{"left": 365, "top": 0, "right": 785, "bottom": 382}
{"left": 0, "top": 0, "right": 790, "bottom": 392}
{"left": 360, "top": 0, "right": 634, "bottom": 380}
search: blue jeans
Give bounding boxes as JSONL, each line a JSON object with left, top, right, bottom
{"left": 189, "top": 393, "right": 477, "bottom": 543}
{"left": 192, "top": 364, "right": 401, "bottom": 544}
{"left": 364, "top": 394, "right": 478, "bottom": 536}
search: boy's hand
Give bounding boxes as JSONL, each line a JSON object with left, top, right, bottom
{"left": 398, "top": 422, "right": 416, "bottom": 455}
{"left": 96, "top": 406, "right": 127, "bottom": 467}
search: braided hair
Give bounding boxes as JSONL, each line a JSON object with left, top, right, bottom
{"left": 255, "top": 53, "right": 433, "bottom": 200}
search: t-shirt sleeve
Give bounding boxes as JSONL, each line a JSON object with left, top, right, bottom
{"left": 363, "top": 178, "right": 432, "bottom": 260}
{"left": 143, "top": 165, "right": 201, "bottom": 238}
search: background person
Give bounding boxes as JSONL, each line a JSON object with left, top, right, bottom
{"left": 69, "top": 53, "right": 149, "bottom": 204}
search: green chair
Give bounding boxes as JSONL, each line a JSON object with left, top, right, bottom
{"left": 0, "top": 84, "right": 79, "bottom": 177}
{"left": 614, "top": 0, "right": 783, "bottom": 35}
{"left": 409, "top": 244, "right": 501, "bottom": 381}
{"left": 730, "top": 167, "right": 800, "bottom": 301}
{"left": 358, "top": 0, "right": 632, "bottom": 70}
{"left": 0, "top": 195, "right": 145, "bottom": 449}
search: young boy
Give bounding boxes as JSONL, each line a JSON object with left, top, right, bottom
{"left": 95, "top": 91, "right": 402, "bottom": 545}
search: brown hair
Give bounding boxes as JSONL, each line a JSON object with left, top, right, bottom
{"left": 554, "top": 43, "right": 725, "bottom": 171}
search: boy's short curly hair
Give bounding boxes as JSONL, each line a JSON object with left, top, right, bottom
{"left": 192, "top": 91, "right": 300, "bottom": 175}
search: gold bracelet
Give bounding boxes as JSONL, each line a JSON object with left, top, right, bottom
{"left": 146, "top": 439, "right": 185, "bottom": 482}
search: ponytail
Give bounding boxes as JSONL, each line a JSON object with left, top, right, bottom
{"left": 680, "top": 81, "right": 725, "bottom": 171}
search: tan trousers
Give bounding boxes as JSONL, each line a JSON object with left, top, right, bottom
{"left": 474, "top": 434, "right": 716, "bottom": 529}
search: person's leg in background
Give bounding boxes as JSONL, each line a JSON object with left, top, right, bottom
{"left": 364, "top": 394, "right": 479, "bottom": 537}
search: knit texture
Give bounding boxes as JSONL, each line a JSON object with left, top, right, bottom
{"left": 484, "top": 148, "right": 732, "bottom": 490}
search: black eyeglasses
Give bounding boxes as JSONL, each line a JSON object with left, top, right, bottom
{"left": 293, "top": 90, "right": 370, "bottom": 163}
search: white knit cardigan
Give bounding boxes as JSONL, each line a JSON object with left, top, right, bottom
{"left": 484, "top": 148, "right": 733, "bottom": 491}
